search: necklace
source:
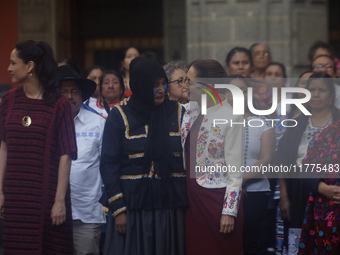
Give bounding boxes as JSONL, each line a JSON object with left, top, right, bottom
{"left": 22, "top": 89, "right": 43, "bottom": 127}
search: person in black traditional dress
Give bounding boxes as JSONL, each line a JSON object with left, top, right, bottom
{"left": 0, "top": 40, "right": 77, "bottom": 255}
{"left": 100, "top": 57, "right": 188, "bottom": 255}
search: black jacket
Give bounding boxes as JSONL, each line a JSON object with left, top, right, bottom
{"left": 100, "top": 103, "right": 188, "bottom": 217}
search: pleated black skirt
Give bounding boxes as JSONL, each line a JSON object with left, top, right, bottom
{"left": 104, "top": 208, "right": 185, "bottom": 255}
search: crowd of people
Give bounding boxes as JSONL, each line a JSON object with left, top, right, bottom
{"left": 0, "top": 39, "right": 339, "bottom": 255}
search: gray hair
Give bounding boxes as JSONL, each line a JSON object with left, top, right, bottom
{"left": 163, "top": 61, "right": 188, "bottom": 82}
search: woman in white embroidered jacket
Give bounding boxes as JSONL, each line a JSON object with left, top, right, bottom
{"left": 182, "top": 59, "right": 245, "bottom": 255}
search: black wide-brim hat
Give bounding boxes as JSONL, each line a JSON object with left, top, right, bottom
{"left": 58, "top": 65, "right": 96, "bottom": 102}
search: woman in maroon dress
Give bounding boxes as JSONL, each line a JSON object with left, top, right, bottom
{"left": 0, "top": 40, "right": 77, "bottom": 254}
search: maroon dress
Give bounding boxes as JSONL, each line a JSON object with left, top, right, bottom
{"left": 0, "top": 86, "right": 77, "bottom": 255}
{"left": 185, "top": 115, "right": 243, "bottom": 255}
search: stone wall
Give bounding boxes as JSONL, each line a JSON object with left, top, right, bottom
{"left": 17, "top": 0, "right": 72, "bottom": 60}
{"left": 18, "top": 0, "right": 58, "bottom": 55}
{"left": 163, "top": 0, "right": 187, "bottom": 62}
{"left": 17, "top": 0, "right": 328, "bottom": 77}
{"left": 186, "top": 0, "right": 328, "bottom": 77}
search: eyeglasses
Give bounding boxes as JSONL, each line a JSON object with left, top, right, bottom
{"left": 169, "top": 77, "right": 190, "bottom": 86}
{"left": 253, "top": 51, "right": 269, "bottom": 57}
{"left": 313, "top": 64, "right": 333, "bottom": 71}
{"left": 61, "top": 89, "right": 80, "bottom": 96}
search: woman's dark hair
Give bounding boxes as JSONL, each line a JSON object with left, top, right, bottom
{"left": 265, "top": 62, "right": 287, "bottom": 78}
{"left": 83, "top": 65, "right": 105, "bottom": 79}
{"left": 308, "top": 41, "right": 334, "bottom": 63}
{"left": 58, "top": 58, "right": 81, "bottom": 75}
{"left": 191, "top": 59, "right": 227, "bottom": 96}
{"left": 298, "top": 71, "right": 314, "bottom": 80}
{"left": 249, "top": 43, "right": 272, "bottom": 59}
{"left": 287, "top": 71, "right": 314, "bottom": 118}
{"left": 99, "top": 70, "right": 125, "bottom": 97}
{"left": 15, "top": 40, "right": 60, "bottom": 104}
{"left": 311, "top": 55, "right": 337, "bottom": 74}
{"left": 225, "top": 47, "right": 252, "bottom": 67}
{"left": 121, "top": 46, "right": 140, "bottom": 77}
{"left": 122, "top": 46, "right": 140, "bottom": 60}
{"left": 306, "top": 72, "right": 335, "bottom": 108}
{"left": 191, "top": 59, "right": 227, "bottom": 78}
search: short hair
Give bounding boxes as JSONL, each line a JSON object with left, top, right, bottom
{"left": 265, "top": 62, "right": 287, "bottom": 78}
{"left": 249, "top": 43, "right": 272, "bottom": 59}
{"left": 311, "top": 54, "right": 337, "bottom": 74}
{"left": 308, "top": 41, "right": 334, "bottom": 62}
{"left": 306, "top": 72, "right": 335, "bottom": 108}
{"left": 163, "top": 61, "right": 188, "bottom": 82}
{"left": 99, "top": 70, "right": 125, "bottom": 99}
{"left": 225, "top": 47, "right": 252, "bottom": 67}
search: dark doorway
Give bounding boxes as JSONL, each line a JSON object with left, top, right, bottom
{"left": 329, "top": 0, "right": 340, "bottom": 58}
{"left": 69, "top": 0, "right": 164, "bottom": 72}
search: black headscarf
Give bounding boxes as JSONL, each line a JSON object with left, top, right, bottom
{"left": 128, "top": 57, "right": 178, "bottom": 179}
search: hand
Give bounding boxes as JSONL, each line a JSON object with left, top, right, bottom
{"left": 115, "top": 212, "right": 127, "bottom": 234}
{"left": 333, "top": 189, "right": 340, "bottom": 204}
{"left": 280, "top": 196, "right": 290, "bottom": 221}
{"left": 51, "top": 200, "right": 66, "bottom": 226}
{"left": 0, "top": 192, "right": 4, "bottom": 219}
{"left": 119, "top": 97, "right": 130, "bottom": 106}
{"left": 220, "top": 215, "right": 234, "bottom": 234}
{"left": 318, "top": 182, "right": 340, "bottom": 204}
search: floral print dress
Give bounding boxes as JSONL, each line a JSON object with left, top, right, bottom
{"left": 298, "top": 120, "right": 340, "bottom": 255}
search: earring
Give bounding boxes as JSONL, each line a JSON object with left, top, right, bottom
{"left": 28, "top": 73, "right": 33, "bottom": 78}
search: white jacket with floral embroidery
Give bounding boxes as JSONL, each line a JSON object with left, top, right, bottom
{"left": 181, "top": 100, "right": 244, "bottom": 217}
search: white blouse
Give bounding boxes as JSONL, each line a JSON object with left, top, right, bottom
{"left": 243, "top": 116, "right": 273, "bottom": 192}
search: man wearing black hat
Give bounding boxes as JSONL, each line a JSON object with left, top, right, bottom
{"left": 59, "top": 65, "right": 106, "bottom": 255}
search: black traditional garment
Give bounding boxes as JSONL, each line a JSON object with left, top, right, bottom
{"left": 100, "top": 57, "right": 188, "bottom": 255}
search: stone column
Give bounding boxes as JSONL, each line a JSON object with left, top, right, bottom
{"left": 163, "top": 0, "right": 187, "bottom": 62}
{"left": 290, "top": 0, "right": 328, "bottom": 77}
{"left": 186, "top": 0, "right": 328, "bottom": 77}
{"left": 18, "top": 0, "right": 60, "bottom": 57}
